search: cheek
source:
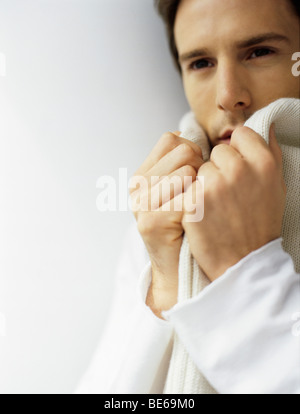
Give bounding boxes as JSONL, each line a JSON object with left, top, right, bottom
{"left": 280, "top": 69, "right": 300, "bottom": 98}
{"left": 256, "top": 65, "right": 300, "bottom": 103}
{"left": 183, "top": 76, "right": 213, "bottom": 125}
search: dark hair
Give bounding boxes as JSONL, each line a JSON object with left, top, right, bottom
{"left": 155, "top": 0, "right": 300, "bottom": 72}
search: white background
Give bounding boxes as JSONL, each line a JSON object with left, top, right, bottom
{"left": 0, "top": 0, "right": 188, "bottom": 393}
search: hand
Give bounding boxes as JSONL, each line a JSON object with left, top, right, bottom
{"left": 182, "top": 126, "right": 286, "bottom": 282}
{"left": 130, "top": 132, "right": 204, "bottom": 316}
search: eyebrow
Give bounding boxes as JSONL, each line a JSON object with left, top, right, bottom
{"left": 179, "top": 32, "right": 290, "bottom": 64}
{"left": 236, "top": 32, "right": 290, "bottom": 48}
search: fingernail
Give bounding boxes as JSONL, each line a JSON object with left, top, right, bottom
{"left": 173, "top": 131, "right": 181, "bottom": 136}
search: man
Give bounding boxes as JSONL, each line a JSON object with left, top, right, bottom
{"left": 76, "top": 0, "right": 300, "bottom": 394}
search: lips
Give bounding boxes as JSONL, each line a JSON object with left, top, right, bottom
{"left": 219, "top": 130, "right": 234, "bottom": 140}
{"left": 218, "top": 129, "right": 234, "bottom": 144}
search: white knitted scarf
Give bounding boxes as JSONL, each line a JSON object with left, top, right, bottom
{"left": 163, "top": 98, "right": 300, "bottom": 394}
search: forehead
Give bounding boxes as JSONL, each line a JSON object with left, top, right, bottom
{"left": 174, "top": 0, "right": 299, "bottom": 53}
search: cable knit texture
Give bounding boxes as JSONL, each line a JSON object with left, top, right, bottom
{"left": 163, "top": 98, "right": 300, "bottom": 394}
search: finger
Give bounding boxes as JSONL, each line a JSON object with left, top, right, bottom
{"left": 135, "top": 132, "right": 203, "bottom": 176}
{"left": 154, "top": 191, "right": 185, "bottom": 219}
{"left": 230, "top": 126, "right": 270, "bottom": 163}
{"left": 183, "top": 178, "right": 205, "bottom": 224}
{"left": 134, "top": 132, "right": 179, "bottom": 176}
{"left": 197, "top": 160, "right": 219, "bottom": 177}
{"left": 178, "top": 137, "right": 203, "bottom": 158}
{"left": 210, "top": 143, "right": 243, "bottom": 170}
{"left": 146, "top": 143, "right": 204, "bottom": 179}
{"left": 149, "top": 165, "right": 197, "bottom": 210}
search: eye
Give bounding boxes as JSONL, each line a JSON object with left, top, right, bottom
{"left": 249, "top": 47, "right": 275, "bottom": 59}
{"left": 189, "top": 59, "right": 213, "bottom": 71}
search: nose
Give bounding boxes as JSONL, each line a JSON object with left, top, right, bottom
{"left": 215, "top": 60, "right": 251, "bottom": 113}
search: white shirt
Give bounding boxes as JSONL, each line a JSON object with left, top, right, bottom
{"left": 76, "top": 221, "right": 300, "bottom": 394}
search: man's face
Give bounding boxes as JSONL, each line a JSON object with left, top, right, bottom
{"left": 174, "top": 0, "right": 300, "bottom": 147}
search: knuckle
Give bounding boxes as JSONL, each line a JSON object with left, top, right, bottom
{"left": 231, "top": 126, "right": 250, "bottom": 143}
{"left": 177, "top": 143, "right": 194, "bottom": 159}
{"left": 181, "top": 164, "right": 197, "bottom": 178}
{"left": 210, "top": 144, "right": 225, "bottom": 159}
{"left": 160, "top": 132, "right": 178, "bottom": 148}
{"left": 232, "top": 126, "right": 249, "bottom": 137}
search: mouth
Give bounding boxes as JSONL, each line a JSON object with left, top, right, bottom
{"left": 217, "top": 129, "right": 234, "bottom": 145}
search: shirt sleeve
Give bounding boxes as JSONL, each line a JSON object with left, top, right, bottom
{"left": 74, "top": 222, "right": 173, "bottom": 394}
{"left": 163, "top": 238, "right": 300, "bottom": 394}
